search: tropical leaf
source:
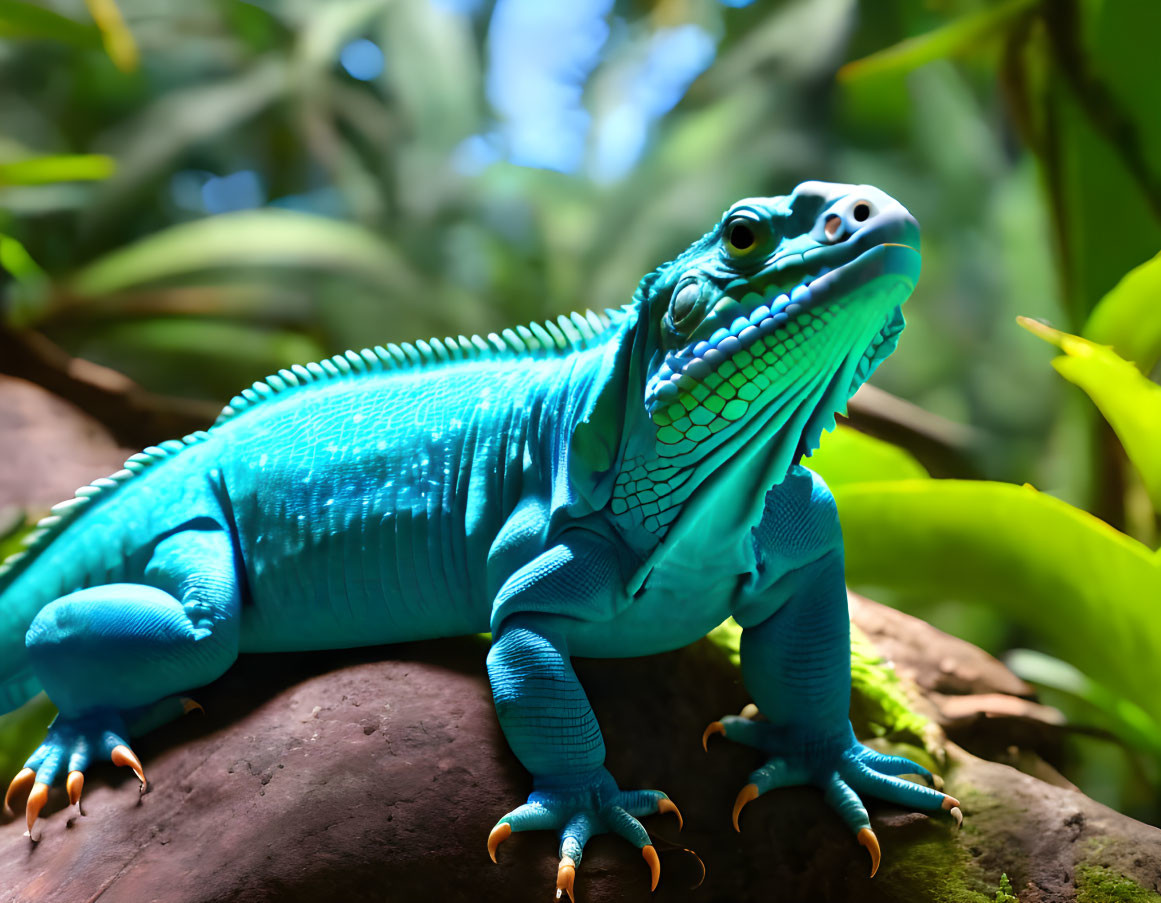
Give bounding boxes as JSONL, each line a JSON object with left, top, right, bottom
{"left": 837, "top": 0, "right": 1039, "bottom": 83}
{"left": 836, "top": 480, "right": 1161, "bottom": 727}
{"left": 1007, "top": 647, "right": 1161, "bottom": 761}
{"left": 0, "top": 154, "right": 115, "bottom": 187}
{"left": 83, "top": 0, "right": 137, "bottom": 72}
{"left": 1019, "top": 317, "right": 1161, "bottom": 512}
{"left": 808, "top": 423, "right": 929, "bottom": 488}
{"left": 69, "top": 209, "right": 423, "bottom": 300}
{"left": 1083, "top": 250, "right": 1161, "bottom": 375}
{"left": 0, "top": 0, "right": 99, "bottom": 45}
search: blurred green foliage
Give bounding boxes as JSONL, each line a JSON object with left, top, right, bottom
{"left": 2, "top": 0, "right": 1161, "bottom": 825}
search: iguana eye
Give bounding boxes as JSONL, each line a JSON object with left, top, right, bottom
{"left": 724, "top": 215, "right": 765, "bottom": 257}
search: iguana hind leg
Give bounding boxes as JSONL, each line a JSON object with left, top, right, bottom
{"left": 4, "top": 526, "right": 240, "bottom": 836}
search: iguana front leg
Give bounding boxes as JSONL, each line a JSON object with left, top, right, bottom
{"left": 485, "top": 533, "right": 681, "bottom": 900}
{"left": 704, "top": 468, "right": 960, "bottom": 875}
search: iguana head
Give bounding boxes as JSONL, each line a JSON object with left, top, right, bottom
{"left": 604, "top": 181, "right": 919, "bottom": 537}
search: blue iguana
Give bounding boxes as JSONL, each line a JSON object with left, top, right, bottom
{"left": 0, "top": 181, "right": 960, "bottom": 897}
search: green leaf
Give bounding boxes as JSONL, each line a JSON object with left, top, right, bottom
{"left": 1019, "top": 317, "right": 1161, "bottom": 512}
{"left": 0, "top": 0, "right": 99, "bottom": 45}
{"left": 84, "top": 0, "right": 138, "bottom": 72}
{"left": 0, "top": 154, "right": 115, "bottom": 187}
{"left": 1007, "top": 647, "right": 1161, "bottom": 760}
{"left": 838, "top": 0, "right": 1039, "bottom": 83}
{"left": 808, "top": 424, "right": 929, "bottom": 488}
{"left": 836, "top": 480, "right": 1161, "bottom": 727}
{"left": 69, "top": 209, "right": 423, "bottom": 300}
{"left": 1083, "top": 250, "right": 1161, "bottom": 374}
{"left": 0, "top": 234, "right": 45, "bottom": 283}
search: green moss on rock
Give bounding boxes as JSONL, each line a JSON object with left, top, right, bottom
{"left": 1076, "top": 865, "right": 1161, "bottom": 903}
{"left": 876, "top": 827, "right": 993, "bottom": 903}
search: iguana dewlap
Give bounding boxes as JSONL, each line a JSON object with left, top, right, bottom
{"left": 0, "top": 181, "right": 960, "bottom": 897}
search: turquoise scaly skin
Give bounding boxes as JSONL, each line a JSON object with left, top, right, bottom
{"left": 0, "top": 181, "right": 960, "bottom": 894}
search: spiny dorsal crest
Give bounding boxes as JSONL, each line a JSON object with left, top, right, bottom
{"left": 213, "top": 309, "right": 620, "bottom": 427}
{"left": 0, "top": 432, "right": 212, "bottom": 588}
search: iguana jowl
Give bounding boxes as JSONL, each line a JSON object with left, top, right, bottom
{"left": 0, "top": 181, "right": 960, "bottom": 896}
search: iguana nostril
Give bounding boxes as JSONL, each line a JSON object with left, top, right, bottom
{"left": 824, "top": 214, "right": 843, "bottom": 240}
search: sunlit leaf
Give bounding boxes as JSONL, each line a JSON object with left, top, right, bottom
{"left": 0, "top": 0, "right": 99, "bottom": 45}
{"left": 83, "top": 0, "right": 138, "bottom": 73}
{"left": 1019, "top": 316, "right": 1161, "bottom": 511}
{"left": 70, "top": 209, "right": 423, "bottom": 300}
{"left": 808, "top": 424, "right": 929, "bottom": 488}
{"left": 836, "top": 480, "right": 1161, "bottom": 726}
{"left": 1083, "top": 250, "right": 1161, "bottom": 374}
{"left": 1007, "top": 648, "right": 1161, "bottom": 760}
{"left": 838, "top": 0, "right": 1039, "bottom": 83}
{"left": 0, "top": 233, "right": 45, "bottom": 283}
{"left": 0, "top": 154, "right": 115, "bottom": 187}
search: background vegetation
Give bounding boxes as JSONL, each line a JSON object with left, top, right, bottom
{"left": 1, "top": 0, "right": 1160, "bottom": 826}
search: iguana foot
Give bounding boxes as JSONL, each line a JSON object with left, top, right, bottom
{"left": 4, "top": 708, "right": 151, "bottom": 837}
{"left": 704, "top": 715, "right": 959, "bottom": 877}
{"left": 487, "top": 767, "right": 680, "bottom": 899}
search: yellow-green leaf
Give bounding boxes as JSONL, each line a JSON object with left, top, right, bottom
{"left": 808, "top": 424, "right": 929, "bottom": 488}
{"left": 836, "top": 480, "right": 1161, "bottom": 726}
{"left": 1083, "top": 250, "right": 1161, "bottom": 374}
{"left": 1019, "top": 316, "right": 1161, "bottom": 511}
{"left": 838, "top": 0, "right": 1039, "bottom": 83}
{"left": 83, "top": 0, "right": 138, "bottom": 73}
{"left": 0, "top": 154, "right": 115, "bottom": 187}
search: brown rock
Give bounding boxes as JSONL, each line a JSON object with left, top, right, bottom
{"left": 2, "top": 623, "right": 1160, "bottom": 903}
{"left": 0, "top": 375, "right": 130, "bottom": 512}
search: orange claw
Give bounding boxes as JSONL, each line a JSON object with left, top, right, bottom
{"left": 701, "top": 721, "right": 725, "bottom": 752}
{"left": 181, "top": 697, "right": 205, "bottom": 715}
{"left": 658, "top": 797, "right": 683, "bottom": 831}
{"left": 556, "top": 855, "right": 576, "bottom": 902}
{"left": 26, "top": 782, "right": 48, "bottom": 835}
{"left": 67, "top": 771, "right": 85, "bottom": 807}
{"left": 642, "top": 844, "right": 660, "bottom": 892}
{"left": 487, "top": 822, "right": 511, "bottom": 863}
{"left": 5, "top": 767, "right": 35, "bottom": 813}
{"left": 732, "top": 783, "right": 759, "bottom": 832}
{"left": 111, "top": 745, "right": 147, "bottom": 790}
{"left": 858, "top": 827, "right": 881, "bottom": 877}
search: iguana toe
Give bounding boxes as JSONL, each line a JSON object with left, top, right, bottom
{"left": 555, "top": 855, "right": 576, "bottom": 902}
{"left": 857, "top": 826, "right": 880, "bottom": 877}
{"left": 4, "top": 767, "right": 35, "bottom": 813}
{"left": 941, "top": 796, "right": 963, "bottom": 827}
{"left": 111, "top": 744, "right": 147, "bottom": 790}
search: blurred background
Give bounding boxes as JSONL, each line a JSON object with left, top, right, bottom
{"left": 2, "top": 0, "right": 1160, "bottom": 825}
